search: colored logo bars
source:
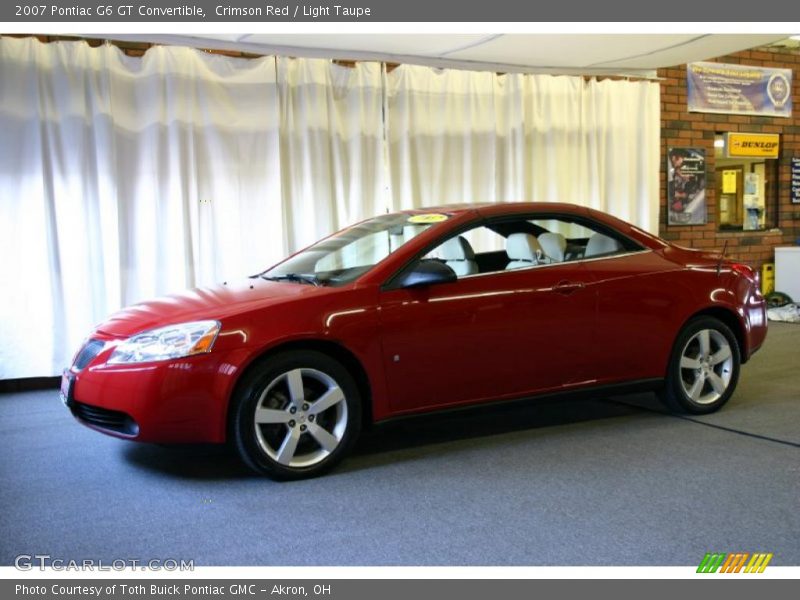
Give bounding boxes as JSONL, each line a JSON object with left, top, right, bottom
{"left": 697, "top": 552, "right": 773, "bottom": 573}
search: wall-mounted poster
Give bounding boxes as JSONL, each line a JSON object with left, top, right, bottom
{"left": 668, "top": 147, "right": 706, "bottom": 225}
{"left": 687, "top": 62, "right": 792, "bottom": 118}
{"left": 792, "top": 158, "right": 800, "bottom": 205}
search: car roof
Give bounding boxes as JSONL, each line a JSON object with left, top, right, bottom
{"left": 395, "top": 202, "right": 665, "bottom": 251}
{"left": 400, "top": 202, "right": 585, "bottom": 216}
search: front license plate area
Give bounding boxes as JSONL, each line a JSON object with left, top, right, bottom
{"left": 60, "top": 370, "right": 75, "bottom": 406}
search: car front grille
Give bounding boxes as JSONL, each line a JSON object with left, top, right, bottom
{"left": 71, "top": 401, "right": 139, "bottom": 436}
{"left": 73, "top": 339, "right": 106, "bottom": 370}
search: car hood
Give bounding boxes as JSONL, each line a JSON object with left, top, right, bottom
{"left": 95, "top": 278, "right": 327, "bottom": 338}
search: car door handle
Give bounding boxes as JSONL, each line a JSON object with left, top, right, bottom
{"left": 553, "top": 280, "right": 586, "bottom": 295}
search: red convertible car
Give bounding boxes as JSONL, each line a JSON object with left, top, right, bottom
{"left": 62, "top": 203, "right": 767, "bottom": 479}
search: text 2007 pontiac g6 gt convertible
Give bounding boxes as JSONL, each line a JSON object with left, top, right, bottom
{"left": 62, "top": 203, "right": 767, "bottom": 479}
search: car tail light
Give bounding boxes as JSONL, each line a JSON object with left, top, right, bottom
{"left": 732, "top": 263, "right": 756, "bottom": 281}
{"left": 732, "top": 263, "right": 762, "bottom": 296}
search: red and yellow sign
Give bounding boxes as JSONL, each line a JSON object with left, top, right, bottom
{"left": 725, "top": 132, "right": 780, "bottom": 159}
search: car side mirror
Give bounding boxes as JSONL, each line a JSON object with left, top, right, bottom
{"left": 396, "top": 260, "right": 457, "bottom": 289}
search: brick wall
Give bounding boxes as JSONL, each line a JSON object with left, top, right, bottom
{"left": 658, "top": 46, "right": 800, "bottom": 268}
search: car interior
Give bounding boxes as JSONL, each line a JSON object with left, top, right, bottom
{"left": 424, "top": 216, "right": 637, "bottom": 277}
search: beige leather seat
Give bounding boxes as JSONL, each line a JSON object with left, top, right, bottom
{"left": 440, "top": 236, "right": 478, "bottom": 276}
{"left": 538, "top": 232, "right": 567, "bottom": 263}
{"left": 585, "top": 233, "right": 622, "bottom": 257}
{"left": 506, "top": 233, "right": 544, "bottom": 269}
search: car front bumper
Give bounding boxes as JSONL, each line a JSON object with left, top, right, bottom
{"left": 63, "top": 339, "right": 251, "bottom": 444}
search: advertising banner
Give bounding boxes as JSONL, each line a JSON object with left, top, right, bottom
{"left": 668, "top": 147, "right": 706, "bottom": 225}
{"left": 792, "top": 158, "right": 800, "bottom": 204}
{"left": 687, "top": 62, "right": 792, "bottom": 118}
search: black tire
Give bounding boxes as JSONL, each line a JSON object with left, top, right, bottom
{"left": 658, "top": 316, "right": 741, "bottom": 415}
{"left": 230, "top": 350, "right": 362, "bottom": 480}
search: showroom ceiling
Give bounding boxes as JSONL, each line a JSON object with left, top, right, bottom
{"left": 102, "top": 33, "right": 791, "bottom": 77}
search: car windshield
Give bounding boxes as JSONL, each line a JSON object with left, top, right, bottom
{"left": 262, "top": 213, "right": 446, "bottom": 286}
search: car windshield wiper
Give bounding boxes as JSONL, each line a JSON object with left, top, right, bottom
{"left": 261, "top": 273, "right": 321, "bottom": 286}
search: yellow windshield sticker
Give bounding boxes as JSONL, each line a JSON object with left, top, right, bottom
{"left": 408, "top": 213, "right": 448, "bottom": 224}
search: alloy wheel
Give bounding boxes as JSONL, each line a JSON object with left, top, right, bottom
{"left": 253, "top": 368, "right": 348, "bottom": 468}
{"left": 678, "top": 329, "right": 734, "bottom": 405}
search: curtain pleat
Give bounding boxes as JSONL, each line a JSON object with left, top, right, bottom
{"left": 277, "top": 57, "right": 385, "bottom": 251}
{"left": 387, "top": 67, "right": 660, "bottom": 234}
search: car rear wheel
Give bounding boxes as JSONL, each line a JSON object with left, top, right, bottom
{"left": 658, "top": 316, "right": 741, "bottom": 414}
{"left": 231, "top": 351, "right": 361, "bottom": 480}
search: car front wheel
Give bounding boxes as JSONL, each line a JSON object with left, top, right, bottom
{"left": 231, "top": 351, "right": 361, "bottom": 480}
{"left": 659, "top": 316, "right": 741, "bottom": 414}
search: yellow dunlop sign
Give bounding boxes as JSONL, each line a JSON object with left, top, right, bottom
{"left": 725, "top": 132, "right": 780, "bottom": 159}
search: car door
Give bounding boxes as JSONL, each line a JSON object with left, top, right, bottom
{"left": 582, "top": 249, "right": 687, "bottom": 384}
{"left": 377, "top": 234, "right": 596, "bottom": 415}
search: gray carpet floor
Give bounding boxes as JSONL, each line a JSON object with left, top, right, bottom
{"left": 1, "top": 323, "right": 798, "bottom": 566}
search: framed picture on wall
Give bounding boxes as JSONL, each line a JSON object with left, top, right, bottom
{"left": 668, "top": 147, "right": 707, "bottom": 225}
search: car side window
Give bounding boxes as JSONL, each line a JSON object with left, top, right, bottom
{"left": 422, "top": 214, "right": 637, "bottom": 278}
{"left": 423, "top": 226, "right": 507, "bottom": 277}
{"left": 526, "top": 218, "right": 629, "bottom": 261}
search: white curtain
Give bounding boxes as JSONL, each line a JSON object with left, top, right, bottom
{"left": 387, "top": 66, "right": 660, "bottom": 233}
{"left": 582, "top": 78, "right": 661, "bottom": 231}
{"left": 0, "top": 37, "right": 660, "bottom": 379}
{"left": 0, "top": 37, "right": 282, "bottom": 378}
{"left": 386, "top": 65, "right": 499, "bottom": 208}
{"left": 277, "top": 57, "right": 385, "bottom": 251}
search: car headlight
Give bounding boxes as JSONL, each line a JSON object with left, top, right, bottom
{"left": 108, "top": 320, "right": 221, "bottom": 364}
